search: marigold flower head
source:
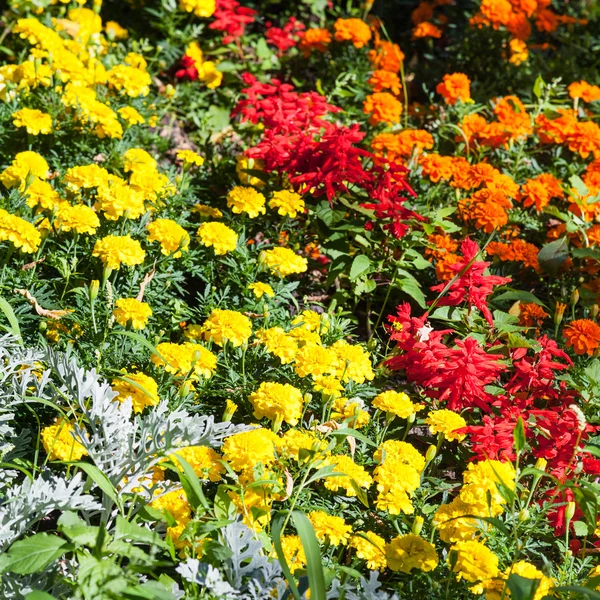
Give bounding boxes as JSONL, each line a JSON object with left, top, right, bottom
{"left": 368, "top": 70, "right": 402, "bottom": 95}
{"left": 226, "top": 186, "right": 266, "bottom": 218}
{"left": 299, "top": 28, "right": 332, "bottom": 56}
{"left": 279, "top": 428, "right": 326, "bottom": 461}
{"left": 413, "top": 21, "right": 443, "bottom": 39}
{"left": 41, "top": 418, "right": 87, "bottom": 461}
{"left": 426, "top": 409, "right": 467, "bottom": 442}
{"left": 279, "top": 535, "right": 306, "bottom": 573}
{"left": 24, "top": 179, "right": 60, "bottom": 211}
{"left": 419, "top": 153, "right": 455, "bottom": 182}
{"left": 147, "top": 218, "right": 190, "bottom": 257}
{"left": 178, "top": 0, "right": 215, "bottom": 18}
{"left": 294, "top": 343, "right": 339, "bottom": 378}
{"left": 249, "top": 282, "right": 274, "bottom": 299}
{"left": 201, "top": 308, "right": 252, "bottom": 347}
{"left": 105, "top": 20, "right": 128, "bottom": 40}
{"left": 368, "top": 40, "right": 404, "bottom": 72}
{"left": 308, "top": 511, "right": 352, "bottom": 546}
{"left": 330, "top": 340, "right": 374, "bottom": 383}
{"left": 95, "top": 179, "right": 146, "bottom": 221}
{"left": 564, "top": 319, "right": 600, "bottom": 355}
{"left": 331, "top": 397, "right": 370, "bottom": 429}
{"left": 151, "top": 489, "right": 191, "bottom": 524}
{"left": 269, "top": 190, "right": 305, "bottom": 218}
{"left": 107, "top": 64, "right": 151, "bottom": 97}
{"left": 322, "top": 454, "right": 373, "bottom": 496}
{"left": 152, "top": 341, "right": 217, "bottom": 380}
{"left": 197, "top": 221, "right": 238, "bottom": 255}
{"left": 333, "top": 18, "right": 372, "bottom": 48}
{"left": 170, "top": 445, "right": 224, "bottom": 481}
{"left": 485, "top": 560, "right": 554, "bottom": 600}
{"left": 249, "top": 381, "right": 304, "bottom": 426}
{"left": 92, "top": 235, "right": 145, "bottom": 270}
{"left": 450, "top": 540, "right": 499, "bottom": 594}
{"left": 460, "top": 459, "right": 516, "bottom": 516}
{"left": 363, "top": 92, "right": 403, "bottom": 126}
{"left": 0, "top": 151, "right": 49, "bottom": 189}
{"left": 259, "top": 247, "right": 308, "bottom": 277}
{"left": 385, "top": 534, "right": 439, "bottom": 573}
{"left": 222, "top": 427, "right": 279, "bottom": 471}
{"left": 568, "top": 80, "right": 600, "bottom": 103}
{"left": 436, "top": 73, "right": 471, "bottom": 105}
{"left": 13, "top": 108, "right": 52, "bottom": 135}
{"left": 372, "top": 390, "right": 423, "bottom": 418}
{"left": 374, "top": 440, "right": 426, "bottom": 472}
{"left": 374, "top": 461, "right": 420, "bottom": 515}
{"left": 118, "top": 106, "right": 145, "bottom": 126}
{"left": 433, "top": 496, "right": 482, "bottom": 543}
{"left": 480, "top": 0, "right": 513, "bottom": 28}
{"left": 112, "top": 371, "right": 159, "bottom": 414}
{"left": 350, "top": 531, "right": 387, "bottom": 570}
{"left": 508, "top": 37, "right": 528, "bottom": 65}
{"left": 0, "top": 208, "right": 41, "bottom": 253}
{"left": 255, "top": 327, "right": 298, "bottom": 364}
{"left": 518, "top": 302, "right": 549, "bottom": 330}
{"left": 176, "top": 149, "right": 205, "bottom": 166}
{"left": 113, "top": 298, "right": 152, "bottom": 330}
{"left": 53, "top": 202, "right": 100, "bottom": 235}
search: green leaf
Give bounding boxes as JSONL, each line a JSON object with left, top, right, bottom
{"left": 271, "top": 513, "right": 302, "bottom": 600}
{"left": 554, "top": 586, "right": 600, "bottom": 599}
{"left": 115, "top": 516, "right": 169, "bottom": 548}
{"left": 533, "top": 74, "right": 545, "bottom": 98}
{"left": 397, "top": 278, "right": 426, "bottom": 308}
{"left": 538, "top": 237, "right": 569, "bottom": 276}
{"left": 349, "top": 255, "right": 371, "bottom": 280}
{"left": 570, "top": 175, "right": 589, "bottom": 198}
{"left": 506, "top": 573, "right": 540, "bottom": 600}
{"left": 172, "top": 455, "right": 210, "bottom": 512}
{"left": 291, "top": 511, "right": 326, "bottom": 600}
{"left": 25, "top": 593, "right": 57, "bottom": 600}
{"left": 68, "top": 462, "right": 121, "bottom": 510}
{"left": 574, "top": 521, "right": 589, "bottom": 537}
{"left": 0, "top": 297, "right": 22, "bottom": 344}
{"left": 514, "top": 418, "right": 526, "bottom": 453}
{"left": 1, "top": 534, "right": 70, "bottom": 575}
{"left": 493, "top": 290, "right": 547, "bottom": 309}
{"left": 573, "top": 485, "right": 598, "bottom": 529}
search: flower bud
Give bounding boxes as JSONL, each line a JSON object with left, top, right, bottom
{"left": 571, "top": 289, "right": 580, "bottom": 306}
{"left": 425, "top": 444, "right": 437, "bottom": 463}
{"left": 412, "top": 516, "right": 424, "bottom": 535}
{"left": 554, "top": 302, "right": 566, "bottom": 327}
{"left": 223, "top": 399, "right": 238, "bottom": 421}
{"left": 407, "top": 412, "right": 416, "bottom": 425}
{"left": 534, "top": 457, "right": 547, "bottom": 472}
{"left": 518, "top": 508, "right": 529, "bottom": 522}
{"left": 565, "top": 501, "right": 576, "bottom": 522}
{"left": 89, "top": 280, "right": 100, "bottom": 302}
{"left": 592, "top": 304, "right": 599, "bottom": 320}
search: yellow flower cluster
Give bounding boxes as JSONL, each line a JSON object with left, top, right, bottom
{"left": 0, "top": 151, "right": 48, "bottom": 190}
{"left": 259, "top": 247, "right": 308, "bottom": 277}
{"left": 0, "top": 208, "right": 41, "bottom": 253}
{"left": 226, "top": 186, "right": 266, "bottom": 218}
{"left": 147, "top": 218, "right": 190, "bottom": 257}
{"left": 112, "top": 371, "right": 159, "bottom": 413}
{"left": 269, "top": 190, "right": 306, "bottom": 218}
{"left": 221, "top": 427, "right": 279, "bottom": 471}
{"left": 249, "top": 381, "right": 304, "bottom": 426}
{"left": 169, "top": 445, "right": 225, "bottom": 482}
{"left": 41, "top": 418, "right": 87, "bottom": 461}
{"left": 113, "top": 298, "right": 152, "bottom": 329}
{"left": 12, "top": 107, "right": 52, "bottom": 134}
{"left": 152, "top": 342, "right": 217, "bottom": 381}
{"left": 197, "top": 221, "right": 238, "bottom": 255}
{"left": 92, "top": 235, "right": 146, "bottom": 270}
{"left": 372, "top": 390, "right": 423, "bottom": 419}
{"left": 200, "top": 309, "right": 252, "bottom": 347}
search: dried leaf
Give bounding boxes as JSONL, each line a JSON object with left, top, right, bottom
{"left": 14, "top": 289, "right": 70, "bottom": 320}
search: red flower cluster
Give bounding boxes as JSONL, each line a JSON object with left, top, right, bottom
{"left": 430, "top": 238, "right": 511, "bottom": 326}
{"left": 265, "top": 17, "right": 306, "bottom": 53}
{"left": 174, "top": 55, "right": 198, "bottom": 81}
{"left": 209, "top": 0, "right": 256, "bottom": 44}
{"left": 233, "top": 74, "right": 420, "bottom": 238}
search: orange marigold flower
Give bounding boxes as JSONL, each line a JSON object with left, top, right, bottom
{"left": 564, "top": 319, "right": 600, "bottom": 355}
{"left": 419, "top": 153, "right": 455, "bottom": 182}
{"left": 507, "top": 11, "right": 532, "bottom": 40}
{"left": 508, "top": 38, "right": 529, "bottom": 65}
{"left": 480, "top": 0, "right": 514, "bottom": 28}
{"left": 411, "top": 1, "right": 435, "bottom": 24}
{"left": 368, "top": 70, "right": 402, "bottom": 95}
{"left": 535, "top": 109, "right": 578, "bottom": 145}
{"left": 459, "top": 195, "right": 509, "bottom": 233}
{"left": 436, "top": 252, "right": 462, "bottom": 281}
{"left": 425, "top": 233, "right": 459, "bottom": 261}
{"left": 334, "top": 18, "right": 372, "bottom": 48}
{"left": 587, "top": 225, "right": 600, "bottom": 247}
{"left": 509, "top": 0, "right": 537, "bottom": 17}
{"left": 535, "top": 9, "right": 560, "bottom": 33}
{"left": 488, "top": 173, "right": 520, "bottom": 198}
{"left": 363, "top": 92, "right": 402, "bottom": 125}
{"left": 568, "top": 81, "right": 600, "bottom": 103}
{"left": 567, "top": 121, "right": 600, "bottom": 160}
{"left": 461, "top": 113, "right": 489, "bottom": 143}
{"left": 486, "top": 239, "right": 539, "bottom": 270}
{"left": 413, "top": 22, "right": 443, "bottom": 38}
{"left": 452, "top": 163, "right": 501, "bottom": 190}
{"left": 518, "top": 302, "right": 549, "bottom": 329}
{"left": 519, "top": 179, "right": 550, "bottom": 212}
{"left": 436, "top": 73, "right": 471, "bottom": 105}
{"left": 299, "top": 28, "right": 331, "bottom": 56}
{"left": 368, "top": 39, "right": 404, "bottom": 72}
{"left": 493, "top": 96, "right": 532, "bottom": 138}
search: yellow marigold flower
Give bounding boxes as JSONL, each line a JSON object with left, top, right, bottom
{"left": 193, "top": 204, "right": 223, "bottom": 219}
{"left": 95, "top": 179, "right": 146, "bottom": 220}
{"left": 183, "top": 324, "right": 204, "bottom": 341}
{"left": 41, "top": 418, "right": 87, "bottom": 461}
{"left": 485, "top": 560, "right": 554, "bottom": 600}
{"left": 313, "top": 374, "right": 344, "bottom": 397}
{"left": 152, "top": 341, "right": 217, "bottom": 380}
{"left": 54, "top": 202, "right": 100, "bottom": 235}
{"left": 331, "top": 397, "right": 370, "bottom": 428}
{"left": 92, "top": 235, "right": 146, "bottom": 270}
{"left": 249, "top": 381, "right": 304, "bottom": 426}
{"left": 460, "top": 459, "right": 516, "bottom": 516}
{"left": 124, "top": 148, "right": 157, "bottom": 172}
{"left": 112, "top": 371, "right": 159, "bottom": 413}
{"left": 201, "top": 309, "right": 252, "bottom": 347}
{"left": 113, "top": 298, "right": 152, "bottom": 330}
{"left": 372, "top": 390, "right": 422, "bottom": 419}
{"left": 107, "top": 64, "right": 151, "bottom": 97}
{"left": 226, "top": 186, "right": 266, "bottom": 218}
{"left": 280, "top": 535, "right": 306, "bottom": 574}
{"left": 178, "top": 0, "right": 216, "bottom": 18}
{"left": 269, "top": 190, "right": 305, "bottom": 218}
{"left": 330, "top": 340, "right": 374, "bottom": 384}
{"left": 221, "top": 427, "right": 279, "bottom": 471}
{"left": 308, "top": 511, "right": 352, "bottom": 546}
{"left": 288, "top": 327, "right": 321, "bottom": 346}
{"left": 433, "top": 496, "right": 482, "bottom": 543}
{"left": 169, "top": 445, "right": 225, "bottom": 482}
{"left": 385, "top": 534, "right": 438, "bottom": 574}
{"left": 105, "top": 20, "right": 128, "bottom": 40}
{"left": 197, "top": 221, "right": 238, "bottom": 255}
{"left": 450, "top": 540, "right": 499, "bottom": 594}
{"left": 0, "top": 208, "right": 41, "bottom": 253}
{"left": 350, "top": 532, "right": 387, "bottom": 570}
{"left": 176, "top": 149, "right": 205, "bottom": 167}
{"left": 426, "top": 409, "right": 467, "bottom": 442}
{"left": 333, "top": 18, "right": 372, "bottom": 48}
{"left": 279, "top": 428, "right": 326, "bottom": 461}
{"left": 249, "top": 282, "right": 274, "bottom": 299}
{"left": 24, "top": 179, "right": 60, "bottom": 211}
{"left": 118, "top": 106, "right": 145, "bottom": 126}
{"left": 0, "top": 151, "right": 48, "bottom": 189}
{"left": 292, "top": 309, "right": 329, "bottom": 333}
{"left": 151, "top": 488, "right": 191, "bottom": 523}
{"left": 223, "top": 399, "right": 238, "bottom": 421}
{"left": 147, "top": 218, "right": 190, "bottom": 257}
{"left": 63, "top": 164, "right": 111, "bottom": 190}
{"left": 374, "top": 440, "right": 426, "bottom": 472}
{"left": 508, "top": 38, "right": 528, "bottom": 66}
{"left": 293, "top": 343, "right": 339, "bottom": 378}
{"left": 12, "top": 108, "right": 52, "bottom": 135}
{"left": 255, "top": 327, "right": 298, "bottom": 364}
{"left": 236, "top": 156, "right": 265, "bottom": 187}
{"left": 259, "top": 247, "right": 308, "bottom": 277}
{"left": 323, "top": 454, "right": 373, "bottom": 496}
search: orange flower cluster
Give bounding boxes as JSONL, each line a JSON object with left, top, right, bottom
{"left": 518, "top": 173, "right": 563, "bottom": 212}
{"left": 436, "top": 73, "right": 471, "bottom": 105}
{"left": 298, "top": 28, "right": 331, "bottom": 56}
{"left": 518, "top": 302, "right": 549, "bottom": 330}
{"left": 333, "top": 18, "right": 372, "bottom": 48}
{"left": 368, "top": 70, "right": 401, "bottom": 95}
{"left": 363, "top": 92, "right": 402, "bottom": 126}
{"left": 458, "top": 188, "right": 512, "bottom": 233}
{"left": 425, "top": 233, "right": 459, "bottom": 261}
{"left": 371, "top": 130, "right": 434, "bottom": 162}
{"left": 413, "top": 22, "right": 443, "bottom": 39}
{"left": 568, "top": 81, "right": 600, "bottom": 103}
{"left": 418, "top": 153, "right": 456, "bottom": 182}
{"left": 564, "top": 319, "right": 600, "bottom": 356}
{"left": 368, "top": 32, "right": 404, "bottom": 73}
{"left": 486, "top": 239, "right": 540, "bottom": 271}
